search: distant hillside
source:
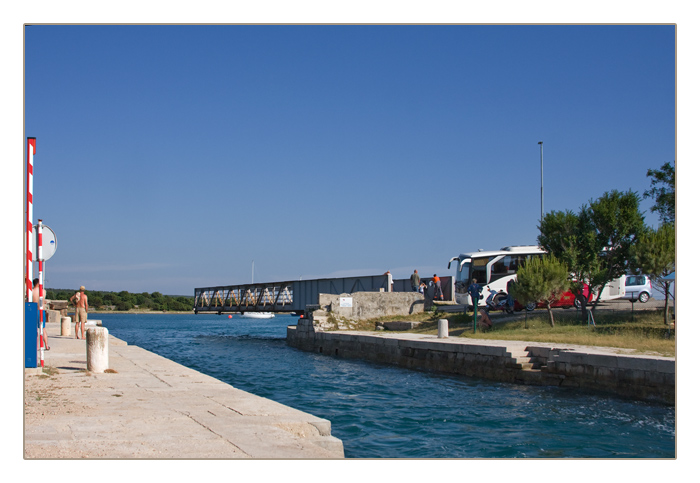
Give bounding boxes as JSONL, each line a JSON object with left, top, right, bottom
{"left": 46, "top": 288, "right": 193, "bottom": 312}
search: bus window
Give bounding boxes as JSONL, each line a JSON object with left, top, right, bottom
{"left": 471, "top": 257, "right": 490, "bottom": 285}
{"left": 491, "top": 254, "right": 542, "bottom": 283}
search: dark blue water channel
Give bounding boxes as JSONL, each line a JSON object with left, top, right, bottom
{"left": 100, "top": 313, "right": 675, "bottom": 458}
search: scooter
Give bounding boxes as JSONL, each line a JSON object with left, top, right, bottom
{"left": 485, "top": 290, "right": 514, "bottom": 314}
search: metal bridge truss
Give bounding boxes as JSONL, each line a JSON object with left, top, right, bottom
{"left": 194, "top": 275, "right": 454, "bottom": 314}
{"left": 194, "top": 284, "right": 296, "bottom": 314}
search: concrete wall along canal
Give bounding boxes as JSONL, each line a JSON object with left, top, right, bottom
{"left": 287, "top": 294, "right": 675, "bottom": 405}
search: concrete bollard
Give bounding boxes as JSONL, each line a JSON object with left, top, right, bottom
{"left": 61, "top": 316, "right": 71, "bottom": 337}
{"left": 438, "top": 318, "right": 449, "bottom": 338}
{"left": 86, "top": 327, "right": 109, "bottom": 373}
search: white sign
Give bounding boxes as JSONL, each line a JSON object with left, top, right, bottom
{"left": 339, "top": 297, "right": 353, "bottom": 308}
{"left": 33, "top": 225, "right": 57, "bottom": 261}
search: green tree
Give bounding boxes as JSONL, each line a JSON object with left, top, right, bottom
{"left": 631, "top": 223, "right": 675, "bottom": 324}
{"left": 511, "top": 255, "right": 569, "bottom": 328}
{"left": 588, "top": 189, "right": 646, "bottom": 306}
{"left": 140, "top": 298, "right": 155, "bottom": 310}
{"left": 90, "top": 294, "right": 104, "bottom": 307}
{"left": 539, "top": 190, "right": 645, "bottom": 320}
{"left": 116, "top": 300, "right": 133, "bottom": 311}
{"left": 538, "top": 208, "right": 602, "bottom": 323}
{"left": 643, "top": 161, "right": 675, "bottom": 225}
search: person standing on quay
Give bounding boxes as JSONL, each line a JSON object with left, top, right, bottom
{"left": 467, "top": 279, "right": 482, "bottom": 311}
{"left": 32, "top": 278, "right": 49, "bottom": 350}
{"left": 410, "top": 270, "right": 421, "bottom": 292}
{"left": 71, "top": 286, "right": 89, "bottom": 340}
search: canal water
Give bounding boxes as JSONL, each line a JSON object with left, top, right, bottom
{"left": 100, "top": 313, "right": 675, "bottom": 458}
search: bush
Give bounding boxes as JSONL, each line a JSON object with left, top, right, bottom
{"left": 116, "top": 301, "right": 133, "bottom": 311}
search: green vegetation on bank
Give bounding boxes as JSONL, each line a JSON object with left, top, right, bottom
{"left": 45, "top": 288, "right": 194, "bottom": 312}
{"left": 360, "top": 308, "right": 675, "bottom": 357}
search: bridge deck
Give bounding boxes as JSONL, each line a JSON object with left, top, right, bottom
{"left": 194, "top": 275, "right": 454, "bottom": 314}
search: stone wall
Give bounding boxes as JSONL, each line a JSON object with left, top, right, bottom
{"left": 44, "top": 300, "right": 68, "bottom": 323}
{"left": 311, "top": 291, "right": 427, "bottom": 330}
{"left": 286, "top": 325, "right": 675, "bottom": 405}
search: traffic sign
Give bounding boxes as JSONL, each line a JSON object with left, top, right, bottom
{"left": 32, "top": 224, "right": 57, "bottom": 261}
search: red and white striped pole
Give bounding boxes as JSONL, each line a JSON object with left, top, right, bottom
{"left": 38, "top": 219, "right": 45, "bottom": 368}
{"left": 26, "top": 137, "right": 36, "bottom": 301}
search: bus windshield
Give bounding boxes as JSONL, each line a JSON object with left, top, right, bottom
{"left": 456, "top": 260, "right": 470, "bottom": 283}
{"left": 456, "top": 257, "right": 491, "bottom": 284}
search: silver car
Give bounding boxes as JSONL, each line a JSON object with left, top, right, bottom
{"left": 622, "top": 274, "right": 652, "bottom": 303}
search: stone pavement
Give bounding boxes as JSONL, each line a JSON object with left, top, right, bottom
{"left": 24, "top": 322, "right": 344, "bottom": 459}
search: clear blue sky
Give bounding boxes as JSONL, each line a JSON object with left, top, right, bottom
{"left": 23, "top": 25, "right": 675, "bottom": 295}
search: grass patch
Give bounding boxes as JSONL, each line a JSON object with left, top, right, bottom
{"left": 438, "top": 309, "right": 674, "bottom": 356}
{"left": 334, "top": 307, "right": 675, "bottom": 357}
{"left": 42, "top": 366, "right": 59, "bottom": 377}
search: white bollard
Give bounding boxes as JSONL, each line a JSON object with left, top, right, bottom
{"left": 61, "top": 316, "right": 71, "bottom": 337}
{"left": 438, "top": 318, "right": 449, "bottom": 338}
{"left": 86, "top": 327, "right": 109, "bottom": 373}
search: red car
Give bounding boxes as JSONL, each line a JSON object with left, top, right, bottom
{"left": 513, "top": 284, "right": 593, "bottom": 311}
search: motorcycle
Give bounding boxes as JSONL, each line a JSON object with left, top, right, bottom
{"left": 485, "top": 289, "right": 514, "bottom": 314}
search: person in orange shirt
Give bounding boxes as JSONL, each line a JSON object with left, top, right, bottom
{"left": 432, "top": 274, "right": 443, "bottom": 300}
{"left": 70, "top": 286, "right": 89, "bottom": 340}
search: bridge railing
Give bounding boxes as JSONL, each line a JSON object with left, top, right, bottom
{"left": 194, "top": 274, "right": 453, "bottom": 314}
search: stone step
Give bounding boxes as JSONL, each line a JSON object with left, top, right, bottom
{"left": 505, "top": 348, "right": 551, "bottom": 370}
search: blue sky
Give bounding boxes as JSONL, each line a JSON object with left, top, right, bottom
{"left": 21, "top": 24, "right": 676, "bottom": 295}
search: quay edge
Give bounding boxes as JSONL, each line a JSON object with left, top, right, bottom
{"left": 25, "top": 321, "right": 344, "bottom": 459}
{"left": 287, "top": 318, "right": 675, "bottom": 406}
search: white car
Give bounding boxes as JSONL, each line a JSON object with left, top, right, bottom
{"left": 621, "top": 275, "right": 652, "bottom": 303}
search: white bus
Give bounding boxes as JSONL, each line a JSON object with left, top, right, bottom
{"left": 447, "top": 245, "right": 625, "bottom": 308}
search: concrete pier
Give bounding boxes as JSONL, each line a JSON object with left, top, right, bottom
{"left": 288, "top": 320, "right": 675, "bottom": 405}
{"left": 24, "top": 321, "right": 344, "bottom": 459}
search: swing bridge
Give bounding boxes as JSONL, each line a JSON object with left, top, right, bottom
{"left": 193, "top": 275, "right": 454, "bottom": 315}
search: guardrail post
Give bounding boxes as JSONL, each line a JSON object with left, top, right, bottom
{"left": 438, "top": 319, "right": 449, "bottom": 338}
{"left": 86, "top": 327, "right": 109, "bottom": 373}
{"left": 61, "top": 316, "right": 71, "bottom": 336}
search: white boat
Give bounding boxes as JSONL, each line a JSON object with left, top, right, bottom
{"left": 241, "top": 260, "right": 275, "bottom": 319}
{"left": 241, "top": 312, "right": 275, "bottom": 319}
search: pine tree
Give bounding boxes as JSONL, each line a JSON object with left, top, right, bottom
{"left": 511, "top": 255, "right": 569, "bottom": 328}
{"left": 643, "top": 161, "right": 675, "bottom": 225}
{"left": 632, "top": 223, "right": 675, "bottom": 324}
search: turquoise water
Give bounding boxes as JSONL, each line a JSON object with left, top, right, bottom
{"left": 100, "top": 313, "right": 675, "bottom": 458}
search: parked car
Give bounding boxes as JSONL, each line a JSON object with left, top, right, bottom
{"left": 513, "top": 284, "right": 593, "bottom": 311}
{"left": 620, "top": 274, "right": 652, "bottom": 303}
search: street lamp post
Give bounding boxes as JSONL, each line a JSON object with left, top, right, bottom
{"left": 538, "top": 141, "right": 544, "bottom": 223}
